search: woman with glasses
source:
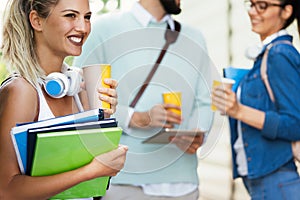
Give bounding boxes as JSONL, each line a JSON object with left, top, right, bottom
{"left": 212, "top": 0, "right": 300, "bottom": 199}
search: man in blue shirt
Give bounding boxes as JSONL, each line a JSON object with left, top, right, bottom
{"left": 74, "top": 0, "right": 214, "bottom": 199}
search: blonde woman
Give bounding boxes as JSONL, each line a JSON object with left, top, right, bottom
{"left": 0, "top": 0, "right": 127, "bottom": 199}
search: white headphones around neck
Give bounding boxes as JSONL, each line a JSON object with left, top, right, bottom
{"left": 44, "top": 66, "right": 82, "bottom": 99}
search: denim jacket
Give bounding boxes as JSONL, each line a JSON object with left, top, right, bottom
{"left": 230, "top": 35, "right": 300, "bottom": 179}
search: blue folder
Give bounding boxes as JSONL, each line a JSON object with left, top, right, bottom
{"left": 223, "top": 67, "right": 250, "bottom": 91}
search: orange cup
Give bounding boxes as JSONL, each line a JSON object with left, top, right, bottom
{"left": 162, "top": 91, "right": 182, "bottom": 115}
{"left": 211, "top": 78, "right": 235, "bottom": 111}
{"left": 82, "top": 64, "right": 111, "bottom": 109}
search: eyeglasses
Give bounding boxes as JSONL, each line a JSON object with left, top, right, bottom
{"left": 244, "top": 1, "right": 285, "bottom": 14}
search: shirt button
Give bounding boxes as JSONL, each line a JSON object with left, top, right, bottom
{"left": 247, "top": 157, "right": 251, "bottom": 162}
{"left": 244, "top": 143, "right": 248, "bottom": 147}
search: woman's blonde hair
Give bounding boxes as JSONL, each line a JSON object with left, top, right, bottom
{"left": 1, "top": 0, "right": 59, "bottom": 87}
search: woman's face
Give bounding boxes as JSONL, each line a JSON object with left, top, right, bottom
{"left": 37, "top": 0, "right": 91, "bottom": 59}
{"left": 247, "top": 0, "right": 287, "bottom": 40}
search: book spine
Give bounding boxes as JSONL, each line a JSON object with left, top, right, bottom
{"left": 10, "top": 130, "right": 25, "bottom": 174}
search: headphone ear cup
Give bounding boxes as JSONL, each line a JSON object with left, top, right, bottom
{"left": 44, "top": 72, "right": 70, "bottom": 98}
{"left": 64, "top": 67, "right": 82, "bottom": 96}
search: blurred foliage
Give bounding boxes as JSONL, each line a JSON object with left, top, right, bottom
{"left": 64, "top": 56, "right": 74, "bottom": 66}
{"left": 97, "top": 0, "right": 121, "bottom": 14}
{"left": 0, "top": 52, "right": 8, "bottom": 84}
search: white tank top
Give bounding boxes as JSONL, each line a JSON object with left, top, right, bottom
{"left": 1, "top": 76, "right": 55, "bottom": 120}
{"left": 36, "top": 84, "right": 55, "bottom": 120}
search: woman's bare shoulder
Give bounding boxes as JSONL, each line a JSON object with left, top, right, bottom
{"left": 1, "top": 77, "right": 37, "bottom": 98}
{"left": 0, "top": 77, "right": 39, "bottom": 121}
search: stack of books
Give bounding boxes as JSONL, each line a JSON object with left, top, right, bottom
{"left": 10, "top": 108, "right": 122, "bottom": 199}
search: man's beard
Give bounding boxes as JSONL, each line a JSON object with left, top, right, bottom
{"left": 159, "top": 0, "right": 181, "bottom": 15}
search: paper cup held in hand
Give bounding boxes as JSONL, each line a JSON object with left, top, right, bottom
{"left": 162, "top": 91, "right": 182, "bottom": 116}
{"left": 211, "top": 78, "right": 235, "bottom": 111}
{"left": 83, "top": 64, "right": 111, "bottom": 109}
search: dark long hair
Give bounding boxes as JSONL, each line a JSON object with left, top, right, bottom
{"left": 280, "top": 0, "right": 300, "bottom": 37}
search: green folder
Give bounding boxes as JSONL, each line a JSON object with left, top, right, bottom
{"left": 31, "top": 127, "right": 122, "bottom": 199}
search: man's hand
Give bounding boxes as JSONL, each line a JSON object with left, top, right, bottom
{"left": 170, "top": 132, "right": 204, "bottom": 154}
{"left": 129, "top": 104, "right": 182, "bottom": 129}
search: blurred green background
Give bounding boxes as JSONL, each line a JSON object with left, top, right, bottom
{"left": 0, "top": 52, "right": 7, "bottom": 83}
{"left": 0, "top": 0, "right": 120, "bottom": 84}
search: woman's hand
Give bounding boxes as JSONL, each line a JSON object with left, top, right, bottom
{"left": 292, "top": 141, "right": 300, "bottom": 162}
{"left": 212, "top": 84, "right": 266, "bottom": 129}
{"left": 212, "top": 85, "right": 241, "bottom": 118}
{"left": 88, "top": 145, "right": 128, "bottom": 178}
{"left": 129, "top": 104, "right": 182, "bottom": 129}
{"left": 98, "top": 78, "right": 118, "bottom": 118}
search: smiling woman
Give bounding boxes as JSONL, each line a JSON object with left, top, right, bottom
{"left": 212, "top": 0, "right": 300, "bottom": 199}
{"left": 0, "top": 0, "right": 127, "bottom": 199}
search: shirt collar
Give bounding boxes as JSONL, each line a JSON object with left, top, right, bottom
{"left": 131, "top": 2, "right": 175, "bottom": 30}
{"left": 245, "top": 30, "right": 289, "bottom": 60}
{"left": 262, "top": 29, "right": 288, "bottom": 46}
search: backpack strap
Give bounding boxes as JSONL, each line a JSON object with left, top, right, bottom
{"left": 129, "top": 20, "right": 181, "bottom": 108}
{"left": 260, "top": 40, "right": 293, "bottom": 102}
